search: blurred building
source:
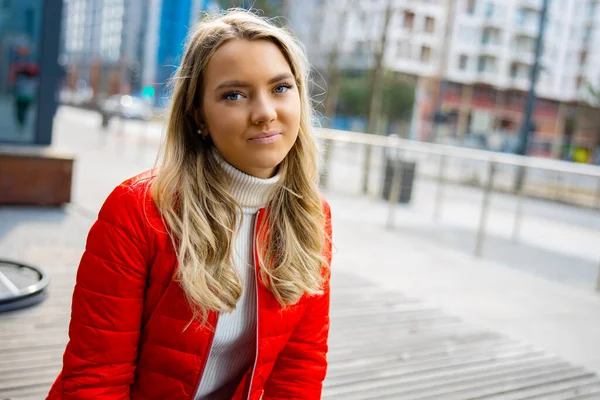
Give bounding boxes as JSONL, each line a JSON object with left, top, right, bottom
{"left": 0, "top": 0, "right": 43, "bottom": 94}
{"left": 61, "top": 0, "right": 147, "bottom": 97}
{"left": 0, "top": 0, "right": 61, "bottom": 145}
{"left": 155, "top": 0, "right": 217, "bottom": 104}
{"left": 295, "top": 0, "right": 600, "bottom": 158}
{"left": 61, "top": 0, "right": 219, "bottom": 104}
{"left": 443, "top": 0, "right": 600, "bottom": 157}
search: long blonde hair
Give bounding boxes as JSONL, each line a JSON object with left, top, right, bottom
{"left": 150, "top": 9, "right": 327, "bottom": 322}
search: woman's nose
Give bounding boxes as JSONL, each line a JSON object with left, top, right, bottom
{"left": 251, "top": 95, "right": 277, "bottom": 125}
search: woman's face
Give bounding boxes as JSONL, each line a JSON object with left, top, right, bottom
{"left": 200, "top": 39, "right": 301, "bottom": 179}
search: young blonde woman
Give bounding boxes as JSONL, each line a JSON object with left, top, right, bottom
{"left": 47, "top": 9, "right": 332, "bottom": 400}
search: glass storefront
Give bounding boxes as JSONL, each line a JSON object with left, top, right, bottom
{"left": 0, "top": 0, "right": 44, "bottom": 144}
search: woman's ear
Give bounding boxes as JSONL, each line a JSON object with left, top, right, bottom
{"left": 193, "top": 109, "right": 204, "bottom": 129}
{"left": 194, "top": 109, "right": 210, "bottom": 138}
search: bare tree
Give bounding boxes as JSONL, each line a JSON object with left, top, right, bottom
{"left": 430, "top": 0, "right": 457, "bottom": 143}
{"left": 319, "top": 0, "right": 356, "bottom": 187}
{"left": 360, "top": 0, "right": 394, "bottom": 194}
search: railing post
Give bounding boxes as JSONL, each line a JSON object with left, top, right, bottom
{"left": 554, "top": 172, "right": 562, "bottom": 201}
{"left": 512, "top": 165, "right": 527, "bottom": 241}
{"left": 361, "top": 144, "right": 372, "bottom": 194}
{"left": 595, "top": 177, "right": 600, "bottom": 210}
{"left": 596, "top": 257, "right": 600, "bottom": 293}
{"left": 320, "top": 138, "right": 334, "bottom": 190}
{"left": 386, "top": 147, "right": 405, "bottom": 230}
{"left": 475, "top": 161, "right": 496, "bottom": 257}
{"left": 434, "top": 153, "right": 446, "bottom": 221}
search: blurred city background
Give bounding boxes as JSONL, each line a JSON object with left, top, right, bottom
{"left": 1, "top": 0, "right": 600, "bottom": 399}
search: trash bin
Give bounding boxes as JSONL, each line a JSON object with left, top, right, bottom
{"left": 100, "top": 111, "right": 111, "bottom": 129}
{"left": 381, "top": 153, "right": 417, "bottom": 204}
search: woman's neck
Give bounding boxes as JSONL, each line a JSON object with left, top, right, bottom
{"left": 213, "top": 150, "right": 281, "bottom": 214}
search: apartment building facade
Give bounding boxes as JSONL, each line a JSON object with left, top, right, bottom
{"left": 295, "top": 0, "right": 600, "bottom": 157}
{"left": 61, "top": 0, "right": 219, "bottom": 102}
{"left": 61, "top": 0, "right": 147, "bottom": 96}
{"left": 443, "top": 0, "right": 600, "bottom": 156}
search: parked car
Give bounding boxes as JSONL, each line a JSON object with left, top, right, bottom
{"left": 100, "top": 95, "right": 153, "bottom": 126}
{"left": 59, "top": 87, "right": 93, "bottom": 106}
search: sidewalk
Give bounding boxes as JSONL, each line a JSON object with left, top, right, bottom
{"left": 2, "top": 105, "right": 600, "bottom": 385}
{"left": 326, "top": 192, "right": 600, "bottom": 375}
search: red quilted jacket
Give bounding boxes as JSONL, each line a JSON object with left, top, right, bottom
{"left": 47, "top": 171, "right": 332, "bottom": 400}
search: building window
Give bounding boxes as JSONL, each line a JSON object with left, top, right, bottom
{"left": 516, "top": 9, "right": 526, "bottom": 26}
{"left": 514, "top": 36, "right": 535, "bottom": 53}
{"left": 425, "top": 16, "right": 435, "bottom": 33}
{"left": 478, "top": 56, "right": 497, "bottom": 73}
{"left": 478, "top": 56, "right": 485, "bottom": 72}
{"left": 421, "top": 46, "right": 431, "bottom": 63}
{"left": 584, "top": 27, "right": 592, "bottom": 44}
{"left": 403, "top": 10, "right": 415, "bottom": 31}
{"left": 0, "top": 0, "right": 44, "bottom": 144}
{"left": 482, "top": 27, "right": 500, "bottom": 45}
{"left": 482, "top": 28, "right": 491, "bottom": 44}
{"left": 510, "top": 63, "right": 517, "bottom": 78}
{"left": 467, "top": 0, "right": 476, "bottom": 15}
{"left": 485, "top": 1, "right": 494, "bottom": 18}
{"left": 459, "top": 54, "right": 468, "bottom": 70}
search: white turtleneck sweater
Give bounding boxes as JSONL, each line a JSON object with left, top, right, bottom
{"left": 195, "top": 154, "right": 280, "bottom": 400}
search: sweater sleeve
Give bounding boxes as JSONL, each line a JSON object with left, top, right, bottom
{"left": 262, "top": 199, "right": 333, "bottom": 400}
{"left": 57, "top": 183, "right": 150, "bottom": 399}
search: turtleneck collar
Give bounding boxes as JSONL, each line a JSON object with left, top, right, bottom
{"left": 213, "top": 150, "right": 281, "bottom": 215}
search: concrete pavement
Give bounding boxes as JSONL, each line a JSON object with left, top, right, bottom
{"left": 326, "top": 191, "right": 600, "bottom": 375}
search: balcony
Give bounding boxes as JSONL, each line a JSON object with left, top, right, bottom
{"left": 476, "top": 55, "right": 500, "bottom": 85}
{"left": 475, "top": 71, "right": 500, "bottom": 87}
{"left": 482, "top": 13, "right": 504, "bottom": 29}
{"left": 480, "top": 27, "right": 503, "bottom": 55}
{"left": 520, "top": 0, "right": 542, "bottom": 11}
{"left": 509, "top": 75, "right": 530, "bottom": 91}
{"left": 585, "top": 2, "right": 598, "bottom": 24}
{"left": 513, "top": 48, "right": 535, "bottom": 65}
{"left": 514, "top": 22, "right": 538, "bottom": 38}
{"left": 479, "top": 41, "right": 503, "bottom": 57}
{"left": 509, "top": 60, "right": 531, "bottom": 91}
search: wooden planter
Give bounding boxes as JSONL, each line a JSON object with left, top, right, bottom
{"left": 0, "top": 146, "right": 75, "bottom": 206}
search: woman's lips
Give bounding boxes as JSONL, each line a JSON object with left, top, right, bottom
{"left": 249, "top": 131, "right": 281, "bottom": 144}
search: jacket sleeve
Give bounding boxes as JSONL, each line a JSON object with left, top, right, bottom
{"left": 58, "top": 184, "right": 150, "bottom": 399}
{"left": 263, "top": 200, "right": 333, "bottom": 399}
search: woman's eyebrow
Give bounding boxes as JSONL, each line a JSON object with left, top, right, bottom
{"left": 214, "top": 73, "right": 294, "bottom": 91}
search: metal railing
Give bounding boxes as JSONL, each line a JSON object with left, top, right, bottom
{"left": 316, "top": 127, "right": 600, "bottom": 292}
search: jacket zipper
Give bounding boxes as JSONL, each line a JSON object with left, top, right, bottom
{"left": 246, "top": 209, "right": 263, "bottom": 400}
{"left": 191, "top": 312, "right": 218, "bottom": 398}
{"left": 190, "top": 209, "right": 263, "bottom": 400}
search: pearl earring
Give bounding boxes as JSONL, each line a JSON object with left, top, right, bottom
{"left": 197, "top": 128, "right": 209, "bottom": 140}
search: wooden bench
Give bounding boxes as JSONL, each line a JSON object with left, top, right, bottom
{"left": 0, "top": 145, "right": 75, "bottom": 206}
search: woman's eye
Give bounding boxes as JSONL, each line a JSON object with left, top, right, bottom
{"left": 274, "top": 84, "right": 292, "bottom": 94}
{"left": 224, "top": 92, "right": 243, "bottom": 101}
